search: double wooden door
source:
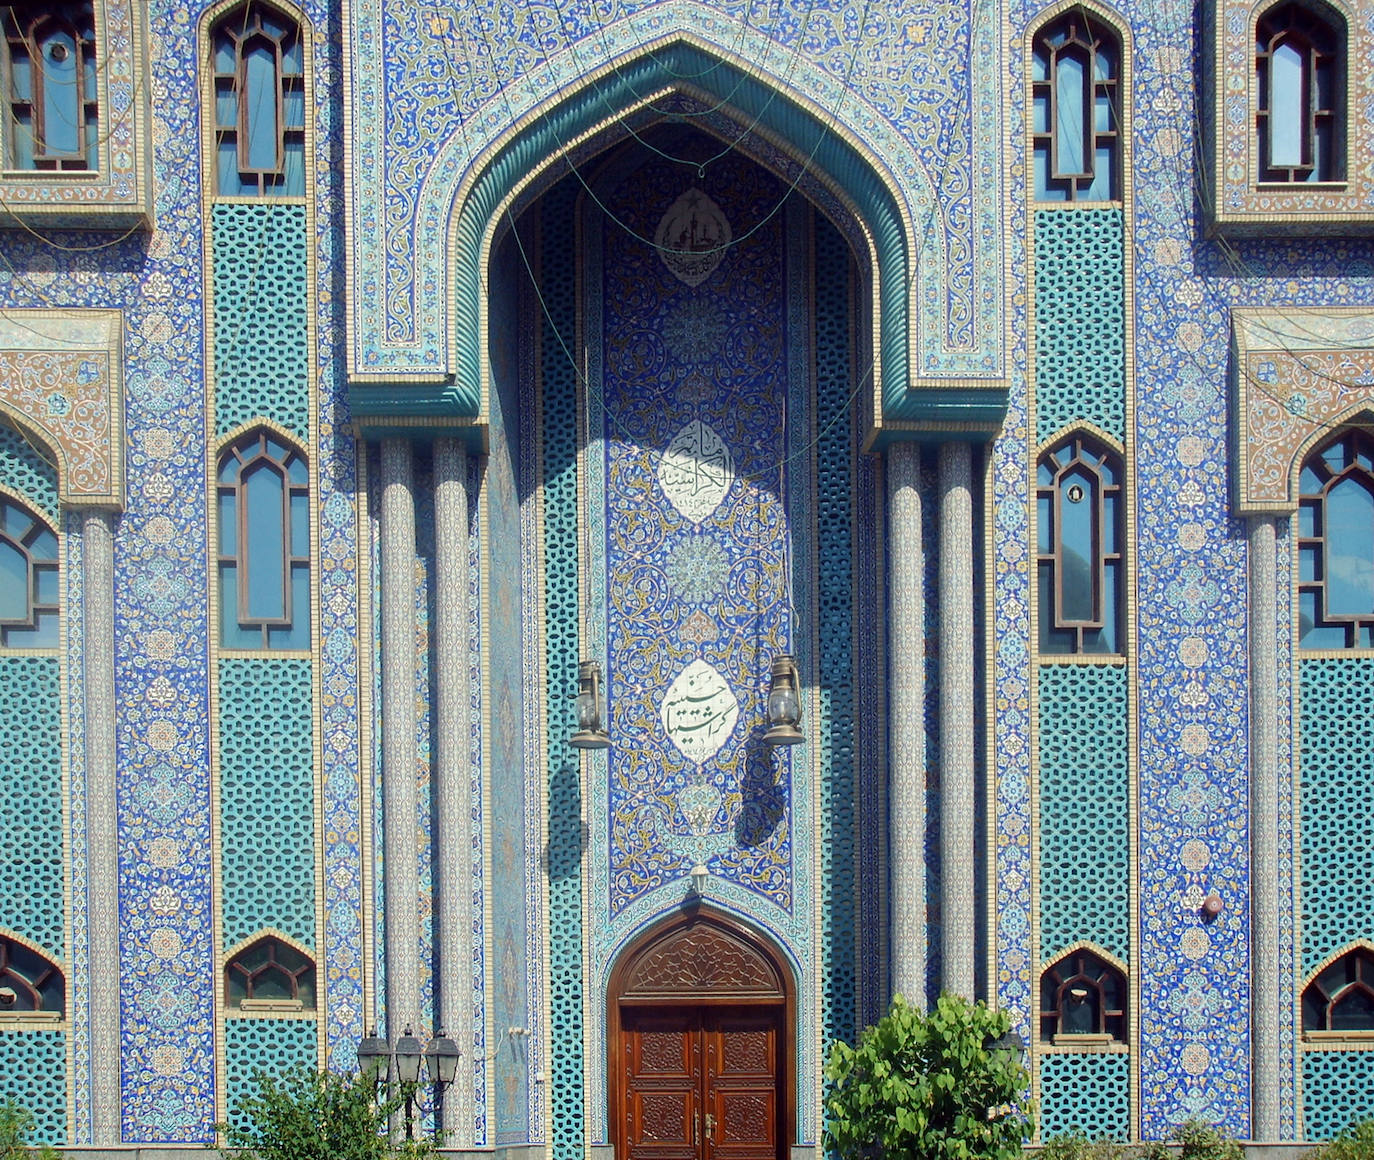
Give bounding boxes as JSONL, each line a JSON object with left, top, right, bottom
{"left": 620, "top": 1006, "right": 782, "bottom": 1160}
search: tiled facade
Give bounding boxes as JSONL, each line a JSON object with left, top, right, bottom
{"left": 1, "top": 0, "right": 1373, "bottom": 1151}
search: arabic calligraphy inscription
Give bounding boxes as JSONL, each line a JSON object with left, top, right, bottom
{"left": 662, "top": 660, "right": 739, "bottom": 764}
{"left": 658, "top": 421, "right": 734, "bottom": 524}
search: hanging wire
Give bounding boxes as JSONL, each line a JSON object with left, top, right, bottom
{"left": 442, "top": 0, "right": 983, "bottom": 483}
{"left": 436, "top": 0, "right": 877, "bottom": 261}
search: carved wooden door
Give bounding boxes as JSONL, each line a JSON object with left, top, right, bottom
{"left": 622, "top": 1008, "right": 780, "bottom": 1160}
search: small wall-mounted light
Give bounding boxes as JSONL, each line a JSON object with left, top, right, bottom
{"left": 571, "top": 660, "right": 610, "bottom": 750}
{"left": 764, "top": 654, "right": 803, "bottom": 746}
{"left": 690, "top": 863, "right": 710, "bottom": 896}
{"left": 1201, "top": 892, "right": 1224, "bottom": 921}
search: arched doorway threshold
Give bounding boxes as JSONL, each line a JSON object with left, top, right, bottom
{"left": 607, "top": 907, "right": 795, "bottom": 1160}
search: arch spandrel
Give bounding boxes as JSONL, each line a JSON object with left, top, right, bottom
{"left": 0, "top": 310, "right": 124, "bottom": 510}
{"left": 346, "top": 0, "right": 1007, "bottom": 428}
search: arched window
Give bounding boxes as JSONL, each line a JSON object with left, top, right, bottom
{"left": 1255, "top": 1, "right": 1343, "bottom": 183}
{"left": 210, "top": 2, "right": 305, "bottom": 196}
{"left": 0, "top": 934, "right": 63, "bottom": 1014}
{"left": 1031, "top": 11, "right": 1121, "bottom": 202}
{"left": 1039, "top": 947, "right": 1126, "bottom": 1043}
{"left": 0, "top": 495, "right": 58, "bottom": 648}
{"left": 3, "top": 2, "right": 98, "bottom": 171}
{"left": 1303, "top": 947, "right": 1374, "bottom": 1033}
{"left": 1036, "top": 433, "right": 1124, "bottom": 654}
{"left": 1297, "top": 428, "right": 1374, "bottom": 648}
{"left": 225, "top": 934, "right": 315, "bottom": 1010}
{"left": 217, "top": 430, "right": 309, "bottom": 649}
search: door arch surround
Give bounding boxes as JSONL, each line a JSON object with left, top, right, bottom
{"left": 608, "top": 907, "right": 795, "bottom": 1160}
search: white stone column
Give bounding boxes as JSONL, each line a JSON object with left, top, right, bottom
{"left": 888, "top": 442, "right": 927, "bottom": 1005}
{"left": 432, "top": 437, "right": 471, "bottom": 1139}
{"left": 1249, "top": 515, "right": 1280, "bottom": 1141}
{"left": 82, "top": 510, "right": 119, "bottom": 1144}
{"left": 380, "top": 439, "right": 420, "bottom": 1046}
{"left": 938, "top": 441, "right": 976, "bottom": 998}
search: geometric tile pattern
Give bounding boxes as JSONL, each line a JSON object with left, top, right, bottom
{"left": 1040, "top": 1052, "right": 1131, "bottom": 1140}
{"left": 1034, "top": 210, "right": 1127, "bottom": 444}
{"left": 1299, "top": 658, "right": 1374, "bottom": 977}
{"left": 223, "top": 1018, "right": 320, "bottom": 1131}
{"left": 218, "top": 658, "right": 316, "bottom": 950}
{"left": 1038, "top": 663, "right": 1130, "bottom": 962}
{"left": 0, "top": 656, "right": 62, "bottom": 952}
{"left": 1302, "top": 1049, "right": 1374, "bottom": 1141}
{"left": 0, "top": 1031, "right": 67, "bottom": 1143}
{"left": 210, "top": 205, "right": 310, "bottom": 440}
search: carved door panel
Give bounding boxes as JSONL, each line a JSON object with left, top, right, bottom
{"left": 621, "top": 1008, "right": 780, "bottom": 1160}
{"left": 703, "top": 1012, "right": 778, "bottom": 1160}
{"left": 623, "top": 1012, "right": 701, "bottom": 1160}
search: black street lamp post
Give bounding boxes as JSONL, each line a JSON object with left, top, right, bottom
{"left": 358, "top": 1025, "right": 461, "bottom": 1141}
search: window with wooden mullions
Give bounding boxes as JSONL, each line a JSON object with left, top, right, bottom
{"left": 1040, "top": 948, "right": 1126, "bottom": 1045}
{"left": 1297, "top": 428, "right": 1374, "bottom": 649}
{"left": 1255, "top": 1, "right": 1344, "bottom": 183}
{"left": 225, "top": 935, "right": 315, "bottom": 1011}
{"left": 0, "top": 496, "right": 58, "bottom": 649}
{"left": 1031, "top": 11, "right": 1121, "bottom": 202}
{"left": 217, "top": 430, "right": 309, "bottom": 649}
{"left": 0, "top": 934, "right": 63, "bottom": 1015}
{"left": 1037, "top": 434, "right": 1124, "bottom": 655}
{"left": 3, "top": 2, "right": 98, "bottom": 171}
{"left": 211, "top": 2, "right": 305, "bottom": 196}
{"left": 1303, "top": 947, "right": 1374, "bottom": 1034}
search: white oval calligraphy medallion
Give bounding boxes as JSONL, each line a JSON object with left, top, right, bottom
{"left": 656, "top": 189, "right": 731, "bottom": 287}
{"left": 658, "top": 421, "right": 734, "bottom": 524}
{"left": 662, "top": 659, "right": 739, "bottom": 764}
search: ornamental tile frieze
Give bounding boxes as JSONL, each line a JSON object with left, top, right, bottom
{"left": 1233, "top": 309, "right": 1374, "bottom": 513}
{"left": 0, "top": 311, "right": 124, "bottom": 509}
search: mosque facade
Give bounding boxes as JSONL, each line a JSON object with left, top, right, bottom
{"left": 0, "top": 0, "right": 1373, "bottom": 1152}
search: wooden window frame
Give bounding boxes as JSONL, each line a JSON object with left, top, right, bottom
{"left": 1303, "top": 947, "right": 1374, "bottom": 1034}
{"left": 1039, "top": 948, "right": 1127, "bottom": 1044}
{"left": 211, "top": 1, "right": 305, "bottom": 197}
{"left": 1297, "top": 427, "right": 1374, "bottom": 648}
{"left": 0, "top": 934, "right": 64, "bottom": 1014}
{"left": 1031, "top": 11, "right": 1121, "bottom": 202}
{"left": 216, "top": 429, "right": 308, "bottom": 648}
{"left": 1036, "top": 433, "right": 1124, "bottom": 655}
{"left": 3, "top": 2, "right": 98, "bottom": 172}
{"left": 225, "top": 934, "right": 315, "bottom": 1010}
{"left": 0, "top": 495, "right": 58, "bottom": 648}
{"left": 1255, "top": 1, "right": 1343, "bottom": 184}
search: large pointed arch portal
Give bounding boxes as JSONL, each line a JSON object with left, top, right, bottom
{"left": 347, "top": 35, "right": 1008, "bottom": 438}
{"left": 607, "top": 909, "right": 796, "bottom": 1160}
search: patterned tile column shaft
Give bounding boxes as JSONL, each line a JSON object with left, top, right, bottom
{"left": 888, "top": 441, "right": 927, "bottom": 1004}
{"left": 939, "top": 440, "right": 976, "bottom": 998}
{"left": 82, "top": 509, "right": 119, "bottom": 1144}
{"left": 432, "top": 437, "right": 471, "bottom": 1139}
{"left": 380, "top": 439, "right": 420, "bottom": 1046}
{"left": 1249, "top": 515, "right": 1279, "bottom": 1140}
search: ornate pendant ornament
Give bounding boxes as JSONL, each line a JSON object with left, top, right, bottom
{"left": 678, "top": 776, "right": 722, "bottom": 836}
{"left": 658, "top": 420, "right": 734, "bottom": 524}
{"left": 661, "top": 659, "right": 739, "bottom": 764}
{"left": 656, "top": 188, "right": 731, "bottom": 287}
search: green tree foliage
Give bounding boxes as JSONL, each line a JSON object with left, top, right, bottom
{"left": 1305, "top": 1119, "right": 1374, "bottom": 1160}
{"left": 824, "top": 992, "right": 1033, "bottom": 1160}
{"left": 0, "top": 1099, "right": 59, "bottom": 1160}
{"left": 218, "top": 1067, "right": 433, "bottom": 1160}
